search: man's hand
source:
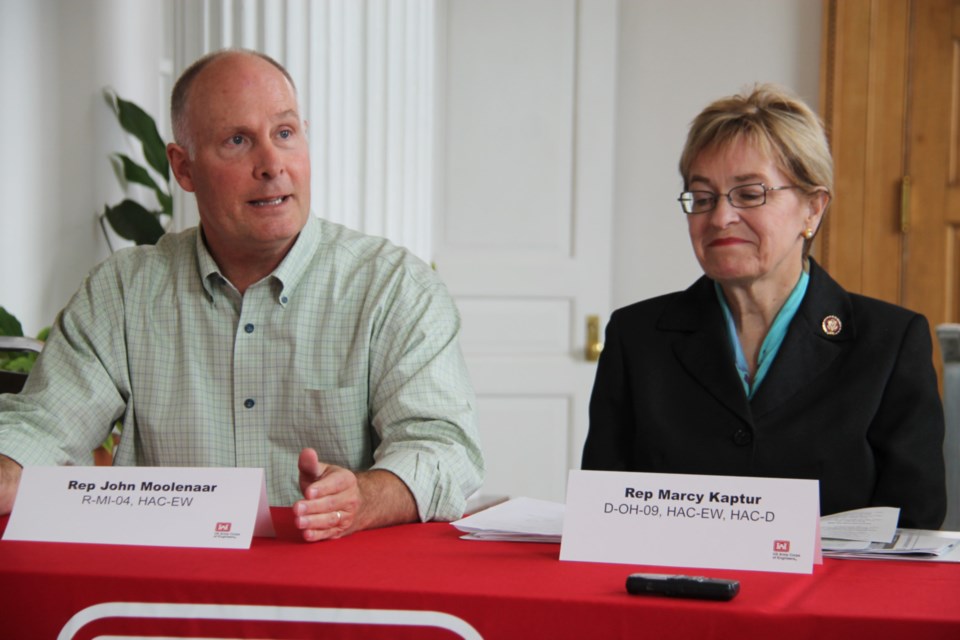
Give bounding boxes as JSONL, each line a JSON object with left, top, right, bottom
{"left": 293, "top": 447, "right": 419, "bottom": 542}
{"left": 0, "top": 455, "right": 23, "bottom": 516}
{"left": 293, "top": 448, "right": 359, "bottom": 541}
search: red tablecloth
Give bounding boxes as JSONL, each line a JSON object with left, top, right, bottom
{"left": 1, "top": 508, "right": 958, "bottom": 639}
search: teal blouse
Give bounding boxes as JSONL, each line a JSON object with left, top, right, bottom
{"left": 715, "top": 270, "right": 810, "bottom": 399}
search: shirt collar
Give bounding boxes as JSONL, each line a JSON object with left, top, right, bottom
{"left": 196, "top": 228, "right": 224, "bottom": 302}
{"left": 269, "top": 214, "right": 320, "bottom": 306}
{"left": 195, "top": 215, "right": 321, "bottom": 306}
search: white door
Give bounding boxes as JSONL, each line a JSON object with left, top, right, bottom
{"left": 434, "top": 0, "right": 617, "bottom": 502}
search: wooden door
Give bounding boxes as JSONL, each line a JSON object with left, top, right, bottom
{"left": 820, "top": 0, "right": 960, "bottom": 381}
{"left": 905, "top": 0, "right": 960, "bottom": 338}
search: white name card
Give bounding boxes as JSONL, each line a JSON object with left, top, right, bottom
{"left": 3, "top": 466, "right": 275, "bottom": 549}
{"left": 560, "top": 470, "right": 820, "bottom": 574}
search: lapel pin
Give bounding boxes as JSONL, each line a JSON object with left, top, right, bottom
{"left": 822, "top": 315, "right": 842, "bottom": 336}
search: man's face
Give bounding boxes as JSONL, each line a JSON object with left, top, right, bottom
{"left": 169, "top": 53, "right": 311, "bottom": 265}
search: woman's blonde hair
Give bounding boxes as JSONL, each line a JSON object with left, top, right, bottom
{"left": 678, "top": 84, "right": 833, "bottom": 254}
{"left": 679, "top": 83, "right": 833, "bottom": 191}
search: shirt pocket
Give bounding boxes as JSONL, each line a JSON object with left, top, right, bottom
{"left": 294, "top": 385, "right": 372, "bottom": 468}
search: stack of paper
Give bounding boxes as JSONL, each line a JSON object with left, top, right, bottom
{"left": 451, "top": 496, "right": 564, "bottom": 543}
{"left": 451, "top": 500, "right": 960, "bottom": 560}
{"left": 822, "top": 532, "right": 960, "bottom": 559}
{"left": 821, "top": 507, "right": 960, "bottom": 560}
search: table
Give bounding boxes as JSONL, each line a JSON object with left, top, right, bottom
{"left": 1, "top": 508, "right": 958, "bottom": 639}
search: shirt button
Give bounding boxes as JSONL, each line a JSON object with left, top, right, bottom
{"left": 244, "top": 323, "right": 255, "bottom": 334}
{"left": 732, "top": 429, "right": 753, "bottom": 446}
{"left": 280, "top": 295, "right": 289, "bottom": 304}
{"left": 244, "top": 398, "right": 255, "bottom": 409}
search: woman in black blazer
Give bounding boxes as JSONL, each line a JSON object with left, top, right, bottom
{"left": 582, "top": 84, "right": 946, "bottom": 529}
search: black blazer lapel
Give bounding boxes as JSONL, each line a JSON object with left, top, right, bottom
{"left": 750, "top": 259, "right": 855, "bottom": 418}
{"left": 661, "top": 277, "right": 754, "bottom": 426}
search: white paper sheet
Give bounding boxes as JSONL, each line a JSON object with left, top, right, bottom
{"left": 820, "top": 507, "right": 899, "bottom": 543}
{"left": 452, "top": 496, "right": 564, "bottom": 543}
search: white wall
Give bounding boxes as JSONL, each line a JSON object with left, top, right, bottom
{"left": 0, "top": 0, "right": 821, "bottom": 334}
{"left": 0, "top": 0, "right": 62, "bottom": 336}
{"left": 612, "top": 0, "right": 822, "bottom": 309}
{"left": 0, "top": 0, "right": 163, "bottom": 336}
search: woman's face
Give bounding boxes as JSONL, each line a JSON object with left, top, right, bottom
{"left": 685, "top": 139, "right": 822, "bottom": 290}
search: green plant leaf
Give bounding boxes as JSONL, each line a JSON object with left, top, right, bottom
{"left": 157, "top": 190, "right": 173, "bottom": 217}
{"left": 103, "top": 199, "right": 167, "bottom": 245}
{"left": 114, "top": 154, "right": 172, "bottom": 216}
{"left": 106, "top": 89, "right": 170, "bottom": 182}
{"left": 0, "top": 307, "right": 24, "bottom": 337}
{"left": 115, "top": 153, "right": 163, "bottom": 193}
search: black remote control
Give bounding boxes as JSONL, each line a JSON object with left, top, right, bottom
{"left": 626, "top": 573, "right": 740, "bottom": 601}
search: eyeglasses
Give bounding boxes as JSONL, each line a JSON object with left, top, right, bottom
{"left": 678, "top": 183, "right": 801, "bottom": 215}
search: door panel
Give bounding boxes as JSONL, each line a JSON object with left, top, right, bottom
{"left": 904, "top": 0, "right": 958, "bottom": 341}
{"left": 440, "top": 0, "right": 574, "bottom": 254}
{"left": 819, "top": 0, "right": 909, "bottom": 302}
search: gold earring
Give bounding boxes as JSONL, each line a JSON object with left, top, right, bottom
{"left": 803, "top": 228, "right": 814, "bottom": 240}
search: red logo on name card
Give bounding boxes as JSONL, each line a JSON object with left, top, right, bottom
{"left": 215, "top": 522, "right": 232, "bottom": 532}
{"left": 774, "top": 540, "right": 790, "bottom": 552}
